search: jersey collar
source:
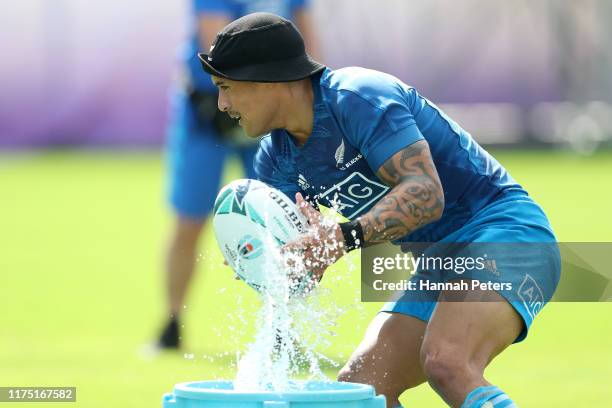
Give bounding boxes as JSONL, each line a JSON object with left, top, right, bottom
{"left": 285, "top": 69, "right": 327, "bottom": 152}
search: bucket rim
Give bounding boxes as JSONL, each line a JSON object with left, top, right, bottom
{"left": 172, "top": 380, "right": 376, "bottom": 402}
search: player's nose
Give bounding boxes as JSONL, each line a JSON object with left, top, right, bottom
{"left": 218, "top": 91, "right": 230, "bottom": 112}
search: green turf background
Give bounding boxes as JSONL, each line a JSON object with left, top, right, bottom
{"left": 1, "top": 150, "right": 611, "bottom": 407}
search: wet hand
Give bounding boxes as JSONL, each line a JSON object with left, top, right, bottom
{"left": 282, "top": 193, "right": 347, "bottom": 286}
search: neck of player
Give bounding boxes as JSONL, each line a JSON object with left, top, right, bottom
{"left": 281, "top": 78, "right": 314, "bottom": 147}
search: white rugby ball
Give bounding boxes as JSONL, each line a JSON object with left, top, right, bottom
{"left": 213, "top": 179, "right": 309, "bottom": 292}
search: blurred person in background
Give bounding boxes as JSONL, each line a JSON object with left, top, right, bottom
{"left": 157, "top": 0, "right": 320, "bottom": 349}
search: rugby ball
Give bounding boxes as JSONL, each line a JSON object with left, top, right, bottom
{"left": 213, "top": 179, "right": 309, "bottom": 293}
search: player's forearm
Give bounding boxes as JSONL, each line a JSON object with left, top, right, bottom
{"left": 359, "top": 180, "right": 444, "bottom": 244}
{"left": 357, "top": 141, "right": 445, "bottom": 245}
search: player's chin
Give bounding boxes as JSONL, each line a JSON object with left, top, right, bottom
{"left": 243, "top": 122, "right": 269, "bottom": 138}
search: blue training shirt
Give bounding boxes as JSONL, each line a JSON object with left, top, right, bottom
{"left": 254, "top": 67, "right": 530, "bottom": 243}
{"left": 185, "top": 0, "right": 307, "bottom": 92}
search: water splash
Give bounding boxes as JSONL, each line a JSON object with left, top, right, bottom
{"left": 233, "top": 210, "right": 349, "bottom": 392}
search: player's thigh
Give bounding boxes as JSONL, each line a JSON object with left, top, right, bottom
{"left": 421, "top": 286, "right": 523, "bottom": 376}
{"left": 338, "top": 311, "right": 428, "bottom": 396}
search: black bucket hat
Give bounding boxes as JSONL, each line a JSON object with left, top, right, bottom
{"left": 198, "top": 12, "right": 325, "bottom": 83}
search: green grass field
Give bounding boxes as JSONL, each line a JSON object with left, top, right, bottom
{"left": 1, "top": 149, "right": 611, "bottom": 407}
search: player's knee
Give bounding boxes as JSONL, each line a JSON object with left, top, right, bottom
{"left": 337, "top": 369, "right": 400, "bottom": 404}
{"left": 420, "top": 343, "right": 477, "bottom": 392}
{"left": 337, "top": 356, "right": 365, "bottom": 383}
{"left": 337, "top": 358, "right": 402, "bottom": 403}
{"left": 336, "top": 367, "right": 352, "bottom": 383}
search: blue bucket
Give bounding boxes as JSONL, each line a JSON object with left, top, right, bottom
{"left": 162, "top": 380, "right": 386, "bottom": 407}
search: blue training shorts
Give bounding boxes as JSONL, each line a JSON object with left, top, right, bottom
{"left": 381, "top": 193, "right": 561, "bottom": 342}
{"left": 166, "top": 90, "right": 258, "bottom": 219}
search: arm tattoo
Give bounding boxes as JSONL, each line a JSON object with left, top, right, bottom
{"left": 359, "top": 140, "right": 444, "bottom": 244}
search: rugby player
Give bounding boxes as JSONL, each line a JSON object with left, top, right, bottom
{"left": 198, "top": 12, "right": 560, "bottom": 408}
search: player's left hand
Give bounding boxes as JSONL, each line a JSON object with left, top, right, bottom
{"left": 281, "top": 192, "right": 346, "bottom": 287}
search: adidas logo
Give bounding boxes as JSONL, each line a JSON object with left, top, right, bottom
{"left": 298, "top": 174, "right": 310, "bottom": 190}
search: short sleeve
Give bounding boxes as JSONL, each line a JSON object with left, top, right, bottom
{"left": 194, "top": 0, "right": 234, "bottom": 14}
{"left": 333, "top": 81, "right": 424, "bottom": 172}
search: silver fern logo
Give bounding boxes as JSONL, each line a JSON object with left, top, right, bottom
{"left": 335, "top": 139, "right": 345, "bottom": 168}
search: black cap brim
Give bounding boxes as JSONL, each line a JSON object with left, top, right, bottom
{"left": 198, "top": 52, "right": 325, "bottom": 83}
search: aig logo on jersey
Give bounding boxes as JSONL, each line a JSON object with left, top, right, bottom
{"left": 517, "top": 274, "right": 545, "bottom": 320}
{"left": 320, "top": 172, "right": 389, "bottom": 219}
